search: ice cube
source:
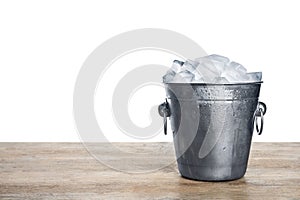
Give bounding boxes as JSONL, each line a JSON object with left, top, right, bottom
{"left": 206, "top": 54, "right": 230, "bottom": 64}
{"left": 170, "top": 60, "right": 184, "bottom": 73}
{"left": 247, "top": 72, "right": 262, "bottom": 82}
{"left": 210, "top": 61, "right": 225, "bottom": 75}
{"left": 194, "top": 62, "right": 220, "bottom": 82}
{"left": 192, "top": 71, "right": 204, "bottom": 82}
{"left": 172, "top": 70, "right": 194, "bottom": 83}
{"left": 221, "top": 61, "right": 249, "bottom": 82}
{"left": 195, "top": 57, "right": 224, "bottom": 76}
{"left": 196, "top": 54, "right": 230, "bottom": 73}
{"left": 222, "top": 72, "right": 242, "bottom": 82}
{"left": 221, "top": 67, "right": 249, "bottom": 82}
{"left": 186, "top": 59, "right": 199, "bottom": 67}
{"left": 162, "top": 70, "right": 175, "bottom": 83}
{"left": 228, "top": 61, "right": 247, "bottom": 74}
{"left": 164, "top": 55, "right": 262, "bottom": 84}
{"left": 181, "top": 60, "right": 197, "bottom": 73}
{"left": 192, "top": 76, "right": 205, "bottom": 83}
{"left": 173, "top": 60, "right": 184, "bottom": 66}
{"left": 213, "top": 77, "right": 230, "bottom": 84}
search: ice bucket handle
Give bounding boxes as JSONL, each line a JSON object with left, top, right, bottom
{"left": 158, "top": 99, "right": 171, "bottom": 135}
{"left": 158, "top": 100, "right": 267, "bottom": 136}
{"left": 255, "top": 101, "right": 267, "bottom": 135}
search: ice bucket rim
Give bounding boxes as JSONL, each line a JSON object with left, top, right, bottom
{"left": 163, "top": 81, "right": 263, "bottom": 86}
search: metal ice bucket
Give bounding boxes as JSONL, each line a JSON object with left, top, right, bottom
{"left": 158, "top": 82, "right": 266, "bottom": 181}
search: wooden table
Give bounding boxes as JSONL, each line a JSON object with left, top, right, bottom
{"left": 0, "top": 143, "right": 299, "bottom": 199}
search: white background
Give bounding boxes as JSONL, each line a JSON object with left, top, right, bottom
{"left": 0, "top": 0, "right": 299, "bottom": 142}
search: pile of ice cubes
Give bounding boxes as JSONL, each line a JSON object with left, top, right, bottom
{"left": 163, "top": 54, "right": 262, "bottom": 84}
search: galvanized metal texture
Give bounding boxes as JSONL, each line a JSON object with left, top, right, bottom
{"left": 159, "top": 82, "right": 266, "bottom": 181}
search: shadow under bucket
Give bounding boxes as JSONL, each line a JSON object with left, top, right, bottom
{"left": 158, "top": 82, "right": 266, "bottom": 181}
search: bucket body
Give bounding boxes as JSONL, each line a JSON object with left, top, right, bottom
{"left": 163, "top": 83, "right": 263, "bottom": 181}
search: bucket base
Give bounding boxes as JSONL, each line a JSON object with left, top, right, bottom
{"left": 177, "top": 163, "right": 247, "bottom": 182}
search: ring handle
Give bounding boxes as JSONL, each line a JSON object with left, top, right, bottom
{"left": 158, "top": 99, "right": 171, "bottom": 135}
{"left": 163, "top": 112, "right": 167, "bottom": 135}
{"left": 255, "top": 108, "right": 264, "bottom": 135}
{"left": 255, "top": 102, "right": 267, "bottom": 116}
{"left": 255, "top": 101, "right": 267, "bottom": 135}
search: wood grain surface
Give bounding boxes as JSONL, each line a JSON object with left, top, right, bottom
{"left": 0, "top": 143, "right": 299, "bottom": 199}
